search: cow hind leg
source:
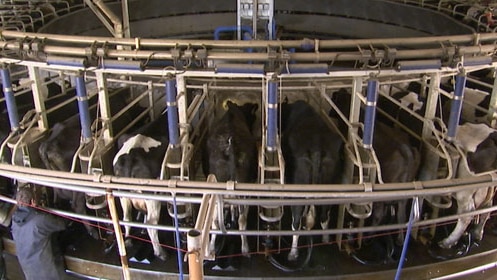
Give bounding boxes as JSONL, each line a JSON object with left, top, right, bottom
{"left": 73, "top": 192, "right": 99, "bottom": 239}
{"left": 238, "top": 205, "right": 250, "bottom": 257}
{"left": 395, "top": 200, "right": 407, "bottom": 246}
{"left": 471, "top": 188, "right": 493, "bottom": 242}
{"left": 320, "top": 206, "right": 331, "bottom": 243}
{"left": 209, "top": 204, "right": 220, "bottom": 257}
{"left": 288, "top": 206, "right": 303, "bottom": 261}
{"left": 145, "top": 200, "right": 167, "bottom": 261}
{"left": 439, "top": 197, "right": 473, "bottom": 249}
{"left": 120, "top": 197, "right": 133, "bottom": 248}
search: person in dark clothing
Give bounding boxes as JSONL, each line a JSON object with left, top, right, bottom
{"left": 11, "top": 186, "right": 67, "bottom": 280}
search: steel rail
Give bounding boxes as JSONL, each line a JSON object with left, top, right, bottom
{"left": 1, "top": 191, "right": 496, "bottom": 238}
{"left": 0, "top": 42, "right": 494, "bottom": 64}
{"left": 0, "top": 163, "right": 495, "bottom": 199}
{"left": 2, "top": 30, "right": 496, "bottom": 48}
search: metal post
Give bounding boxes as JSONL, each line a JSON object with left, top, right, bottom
{"left": 75, "top": 73, "right": 92, "bottom": 143}
{"left": 0, "top": 67, "right": 19, "bottom": 131}
{"left": 27, "top": 65, "right": 49, "bottom": 131}
{"left": 106, "top": 191, "right": 131, "bottom": 280}
{"left": 447, "top": 74, "right": 466, "bottom": 141}
{"left": 363, "top": 78, "right": 379, "bottom": 148}
{"left": 165, "top": 77, "right": 180, "bottom": 147}
{"left": 187, "top": 229, "right": 203, "bottom": 280}
{"left": 267, "top": 79, "right": 278, "bottom": 151}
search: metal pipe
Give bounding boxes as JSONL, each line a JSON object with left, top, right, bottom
{"left": 46, "top": 55, "right": 88, "bottom": 68}
{"left": 0, "top": 67, "right": 20, "bottom": 130}
{"left": 100, "top": 59, "right": 143, "bottom": 71}
{"left": 165, "top": 78, "right": 179, "bottom": 146}
{"left": 75, "top": 74, "right": 92, "bottom": 141}
{"left": 396, "top": 59, "right": 442, "bottom": 71}
{"left": 463, "top": 56, "right": 493, "bottom": 67}
{"left": 3, "top": 30, "right": 497, "bottom": 49}
{"left": 215, "top": 63, "right": 265, "bottom": 74}
{"left": 363, "top": 79, "right": 378, "bottom": 148}
{"left": 187, "top": 230, "right": 203, "bottom": 280}
{"left": 447, "top": 74, "right": 466, "bottom": 141}
{"left": 267, "top": 79, "right": 278, "bottom": 151}
{"left": 2, "top": 192, "right": 494, "bottom": 239}
{"left": 432, "top": 261, "right": 497, "bottom": 280}
{"left": 106, "top": 191, "right": 131, "bottom": 280}
{"left": 0, "top": 162, "right": 494, "bottom": 195}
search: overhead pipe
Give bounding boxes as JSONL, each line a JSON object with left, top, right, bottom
{"left": 0, "top": 42, "right": 494, "bottom": 65}
{"left": 100, "top": 59, "right": 143, "bottom": 71}
{"left": 363, "top": 79, "right": 379, "bottom": 148}
{"left": 0, "top": 67, "right": 20, "bottom": 130}
{"left": 165, "top": 77, "right": 180, "bottom": 147}
{"left": 396, "top": 59, "right": 441, "bottom": 71}
{"left": 4, "top": 30, "right": 497, "bottom": 49}
{"left": 215, "top": 63, "right": 265, "bottom": 74}
{"left": 462, "top": 55, "right": 493, "bottom": 67}
{"left": 75, "top": 74, "right": 92, "bottom": 142}
{"left": 267, "top": 79, "right": 278, "bottom": 151}
{"left": 447, "top": 74, "right": 467, "bottom": 141}
{"left": 46, "top": 55, "right": 89, "bottom": 68}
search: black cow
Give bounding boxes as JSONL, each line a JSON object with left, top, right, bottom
{"left": 203, "top": 101, "right": 258, "bottom": 258}
{"left": 371, "top": 122, "right": 421, "bottom": 247}
{"left": 38, "top": 87, "right": 140, "bottom": 241}
{"left": 281, "top": 100, "right": 344, "bottom": 261}
{"left": 438, "top": 122, "right": 497, "bottom": 249}
{"left": 38, "top": 114, "right": 99, "bottom": 239}
{"left": 113, "top": 111, "right": 169, "bottom": 261}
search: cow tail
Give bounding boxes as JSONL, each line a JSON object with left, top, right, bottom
{"left": 399, "top": 144, "right": 420, "bottom": 182}
{"left": 38, "top": 141, "right": 51, "bottom": 171}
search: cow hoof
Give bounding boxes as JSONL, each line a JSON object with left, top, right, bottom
{"left": 89, "top": 229, "right": 99, "bottom": 240}
{"left": 124, "top": 238, "right": 133, "bottom": 248}
{"left": 157, "top": 252, "right": 168, "bottom": 262}
{"left": 437, "top": 240, "right": 453, "bottom": 250}
{"left": 322, "top": 235, "right": 329, "bottom": 244}
{"left": 287, "top": 252, "right": 298, "bottom": 262}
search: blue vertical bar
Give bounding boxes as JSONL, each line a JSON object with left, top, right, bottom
{"left": 75, "top": 74, "right": 92, "bottom": 141}
{"left": 447, "top": 74, "right": 466, "bottom": 140}
{"left": 165, "top": 78, "right": 179, "bottom": 146}
{"left": 0, "top": 68, "right": 20, "bottom": 130}
{"left": 172, "top": 195, "right": 184, "bottom": 280}
{"left": 267, "top": 80, "right": 278, "bottom": 151}
{"left": 363, "top": 79, "right": 379, "bottom": 148}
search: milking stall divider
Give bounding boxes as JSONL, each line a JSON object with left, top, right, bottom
{"left": 1, "top": 0, "right": 497, "bottom": 279}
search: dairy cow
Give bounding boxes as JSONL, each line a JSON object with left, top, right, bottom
{"left": 113, "top": 111, "right": 169, "bottom": 261}
{"left": 38, "top": 114, "right": 99, "bottom": 239}
{"left": 203, "top": 101, "right": 258, "bottom": 258}
{"left": 281, "top": 100, "right": 344, "bottom": 261}
{"left": 438, "top": 122, "right": 497, "bottom": 249}
{"left": 371, "top": 122, "right": 421, "bottom": 247}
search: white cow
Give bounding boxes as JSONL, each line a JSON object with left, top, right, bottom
{"left": 113, "top": 113, "right": 169, "bottom": 261}
{"left": 438, "top": 122, "right": 497, "bottom": 249}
